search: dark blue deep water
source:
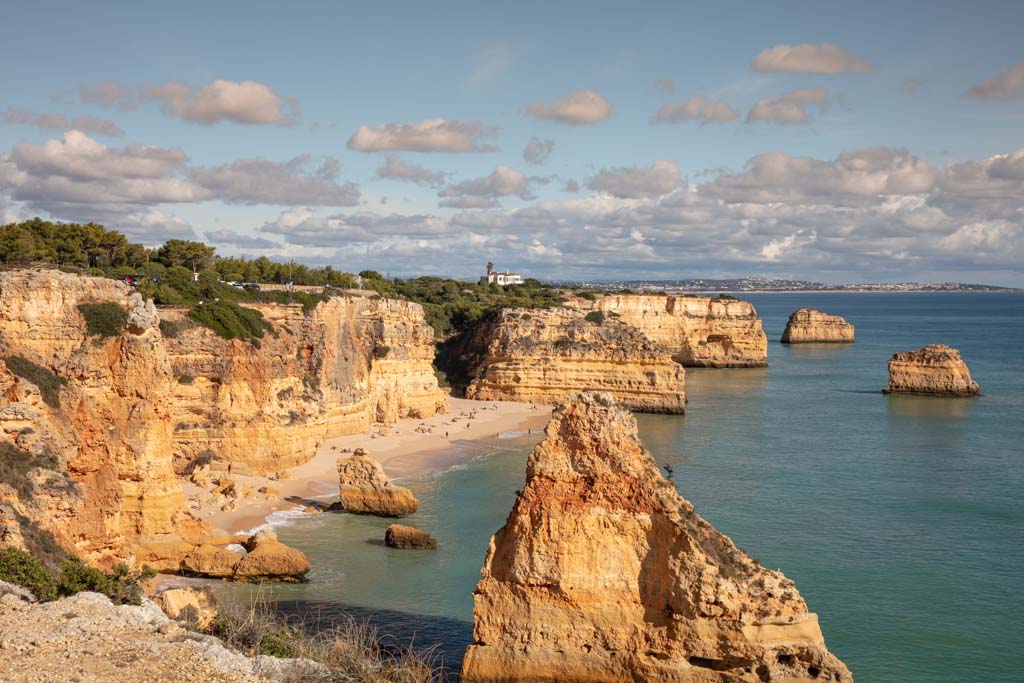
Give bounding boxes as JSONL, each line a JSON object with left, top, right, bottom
{"left": 231, "top": 293, "right": 1024, "bottom": 682}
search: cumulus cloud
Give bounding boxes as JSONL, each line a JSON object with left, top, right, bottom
{"left": 2, "top": 107, "right": 125, "bottom": 137}
{"left": 188, "top": 156, "right": 360, "bottom": 206}
{"left": 438, "top": 164, "right": 533, "bottom": 206}
{"left": 376, "top": 154, "right": 447, "bottom": 186}
{"left": 347, "top": 118, "right": 498, "bottom": 153}
{"left": 259, "top": 207, "right": 448, "bottom": 246}
{"left": 523, "top": 137, "right": 555, "bottom": 165}
{"left": 751, "top": 43, "right": 877, "bottom": 74}
{"left": 746, "top": 87, "right": 830, "bottom": 125}
{"left": 586, "top": 160, "right": 679, "bottom": 198}
{"left": 967, "top": 60, "right": 1024, "bottom": 100}
{"left": 654, "top": 96, "right": 739, "bottom": 125}
{"left": 81, "top": 79, "right": 298, "bottom": 125}
{"left": 205, "top": 228, "right": 280, "bottom": 249}
{"left": 526, "top": 89, "right": 612, "bottom": 125}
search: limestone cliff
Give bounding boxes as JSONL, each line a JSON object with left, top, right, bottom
{"left": 781, "top": 309, "right": 855, "bottom": 344}
{"left": 883, "top": 344, "right": 980, "bottom": 397}
{"left": 165, "top": 296, "right": 449, "bottom": 474}
{"left": 462, "top": 308, "right": 685, "bottom": 414}
{"left": 462, "top": 392, "right": 851, "bottom": 682}
{"left": 569, "top": 294, "right": 768, "bottom": 367}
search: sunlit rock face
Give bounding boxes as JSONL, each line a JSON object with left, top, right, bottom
{"left": 462, "top": 392, "right": 852, "bottom": 683}
{"left": 781, "top": 309, "right": 855, "bottom": 344}
{"left": 463, "top": 307, "right": 686, "bottom": 414}
{"left": 884, "top": 344, "right": 980, "bottom": 397}
{"left": 569, "top": 294, "right": 768, "bottom": 367}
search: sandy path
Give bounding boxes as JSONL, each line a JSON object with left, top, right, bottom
{"left": 195, "top": 398, "right": 552, "bottom": 535}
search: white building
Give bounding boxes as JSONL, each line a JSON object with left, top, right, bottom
{"left": 479, "top": 261, "right": 523, "bottom": 286}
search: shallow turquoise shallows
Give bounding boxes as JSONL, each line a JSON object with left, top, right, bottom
{"left": 224, "top": 293, "right": 1024, "bottom": 682}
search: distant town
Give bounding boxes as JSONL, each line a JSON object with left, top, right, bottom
{"left": 549, "top": 277, "right": 1018, "bottom": 293}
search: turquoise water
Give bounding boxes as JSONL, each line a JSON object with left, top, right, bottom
{"left": 237, "top": 293, "right": 1024, "bottom": 681}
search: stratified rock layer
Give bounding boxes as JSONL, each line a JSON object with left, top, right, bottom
{"left": 337, "top": 451, "right": 419, "bottom": 516}
{"left": 570, "top": 294, "right": 768, "bottom": 367}
{"left": 462, "top": 392, "right": 851, "bottom": 682}
{"left": 883, "top": 344, "right": 980, "bottom": 397}
{"left": 464, "top": 308, "right": 686, "bottom": 414}
{"left": 781, "top": 309, "right": 855, "bottom": 344}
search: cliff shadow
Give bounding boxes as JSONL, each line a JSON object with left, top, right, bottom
{"left": 271, "top": 598, "right": 471, "bottom": 680}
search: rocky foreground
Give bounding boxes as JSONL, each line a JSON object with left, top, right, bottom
{"left": 884, "top": 344, "right": 980, "bottom": 397}
{"left": 781, "top": 308, "right": 855, "bottom": 343}
{"left": 461, "top": 392, "right": 851, "bottom": 682}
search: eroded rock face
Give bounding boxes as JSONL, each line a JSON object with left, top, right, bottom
{"left": 884, "top": 344, "right": 980, "bottom": 397}
{"left": 781, "top": 309, "right": 855, "bottom": 344}
{"left": 234, "top": 530, "right": 310, "bottom": 583}
{"left": 462, "top": 392, "right": 851, "bottom": 682}
{"left": 385, "top": 524, "right": 437, "bottom": 549}
{"left": 165, "top": 296, "right": 449, "bottom": 475}
{"left": 569, "top": 294, "right": 768, "bottom": 367}
{"left": 337, "top": 450, "right": 419, "bottom": 516}
{"left": 153, "top": 586, "right": 219, "bottom": 630}
{"left": 463, "top": 308, "right": 686, "bottom": 414}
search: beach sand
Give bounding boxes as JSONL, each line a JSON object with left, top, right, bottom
{"left": 191, "top": 398, "right": 552, "bottom": 536}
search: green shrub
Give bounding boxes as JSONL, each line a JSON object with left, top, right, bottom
{"left": 3, "top": 356, "right": 66, "bottom": 408}
{"left": 0, "top": 547, "right": 58, "bottom": 601}
{"left": 77, "top": 302, "right": 127, "bottom": 338}
{"left": 57, "top": 557, "right": 155, "bottom": 606}
{"left": 0, "top": 442, "right": 62, "bottom": 501}
{"left": 584, "top": 311, "right": 605, "bottom": 325}
{"left": 177, "top": 374, "right": 195, "bottom": 385}
{"left": 373, "top": 344, "right": 391, "bottom": 359}
{"left": 187, "top": 301, "right": 270, "bottom": 345}
{"left": 575, "top": 291, "right": 597, "bottom": 301}
{"left": 159, "top": 318, "right": 194, "bottom": 338}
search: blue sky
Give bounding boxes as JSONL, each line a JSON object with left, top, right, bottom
{"left": 1, "top": 0, "right": 1022, "bottom": 284}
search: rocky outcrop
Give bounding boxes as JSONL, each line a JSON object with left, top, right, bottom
{"left": 234, "top": 529, "right": 310, "bottom": 582}
{"left": 883, "top": 344, "right": 980, "bottom": 397}
{"left": 781, "top": 309, "right": 855, "bottom": 344}
{"left": 154, "top": 586, "right": 219, "bottom": 630}
{"left": 462, "top": 392, "right": 851, "bottom": 682}
{"left": 165, "top": 296, "right": 448, "bottom": 475}
{"left": 462, "top": 308, "right": 686, "bottom": 413}
{"left": 569, "top": 294, "right": 768, "bottom": 367}
{"left": 385, "top": 524, "right": 437, "bottom": 549}
{"left": 337, "top": 450, "right": 419, "bottom": 516}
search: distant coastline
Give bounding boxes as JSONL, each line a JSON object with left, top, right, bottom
{"left": 556, "top": 278, "right": 1019, "bottom": 294}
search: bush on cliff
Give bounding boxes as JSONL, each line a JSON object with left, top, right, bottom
{"left": 77, "top": 302, "right": 127, "bottom": 338}
{"left": 0, "top": 547, "right": 59, "bottom": 601}
{"left": 584, "top": 311, "right": 606, "bottom": 325}
{"left": 187, "top": 301, "right": 270, "bottom": 346}
{"left": 57, "top": 557, "right": 155, "bottom": 606}
{"left": 3, "top": 355, "right": 67, "bottom": 408}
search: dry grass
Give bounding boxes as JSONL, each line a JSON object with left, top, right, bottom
{"left": 213, "top": 587, "right": 441, "bottom": 682}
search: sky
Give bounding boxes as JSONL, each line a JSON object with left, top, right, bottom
{"left": 1, "top": 0, "right": 1022, "bottom": 285}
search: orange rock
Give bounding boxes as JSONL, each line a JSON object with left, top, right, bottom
{"left": 385, "top": 524, "right": 437, "bottom": 549}
{"left": 884, "top": 344, "right": 980, "bottom": 396}
{"left": 337, "top": 451, "right": 419, "bottom": 516}
{"left": 782, "top": 308, "right": 855, "bottom": 343}
{"left": 461, "top": 392, "right": 851, "bottom": 682}
{"left": 180, "top": 544, "right": 242, "bottom": 578}
{"left": 234, "top": 530, "right": 309, "bottom": 582}
{"left": 154, "top": 586, "right": 219, "bottom": 630}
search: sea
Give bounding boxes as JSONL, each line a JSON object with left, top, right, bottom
{"left": 221, "top": 292, "right": 1024, "bottom": 682}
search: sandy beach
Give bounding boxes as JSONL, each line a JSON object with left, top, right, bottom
{"left": 190, "top": 398, "right": 552, "bottom": 536}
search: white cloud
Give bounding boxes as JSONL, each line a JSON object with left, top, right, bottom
{"left": 523, "top": 138, "right": 555, "bottom": 165}
{"left": 188, "top": 156, "right": 360, "bottom": 206}
{"left": 81, "top": 79, "right": 298, "bottom": 125}
{"left": 376, "top": 154, "right": 447, "bottom": 186}
{"left": 206, "top": 228, "right": 280, "bottom": 249}
{"left": 439, "top": 164, "right": 533, "bottom": 206}
{"left": 751, "top": 43, "right": 877, "bottom": 74}
{"left": 526, "top": 89, "right": 612, "bottom": 125}
{"left": 586, "top": 160, "right": 679, "bottom": 198}
{"left": 347, "top": 118, "right": 498, "bottom": 153}
{"left": 2, "top": 107, "right": 125, "bottom": 137}
{"left": 260, "top": 207, "right": 448, "bottom": 245}
{"left": 967, "top": 60, "right": 1024, "bottom": 100}
{"left": 746, "top": 87, "right": 830, "bottom": 125}
{"left": 654, "top": 96, "right": 739, "bottom": 125}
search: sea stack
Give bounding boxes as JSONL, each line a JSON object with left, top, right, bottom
{"left": 461, "top": 392, "right": 851, "bottom": 682}
{"left": 781, "top": 309, "right": 855, "bottom": 344}
{"left": 336, "top": 449, "right": 419, "bottom": 516}
{"left": 884, "top": 344, "right": 980, "bottom": 397}
{"left": 385, "top": 524, "right": 437, "bottom": 549}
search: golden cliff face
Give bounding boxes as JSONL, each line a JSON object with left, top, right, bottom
{"left": 781, "top": 308, "right": 855, "bottom": 344}
{"left": 0, "top": 270, "right": 211, "bottom": 570}
{"left": 165, "top": 296, "right": 449, "bottom": 475}
{"left": 464, "top": 308, "right": 686, "bottom": 414}
{"left": 883, "top": 344, "right": 980, "bottom": 397}
{"left": 570, "top": 294, "right": 768, "bottom": 367}
{"left": 462, "top": 392, "right": 851, "bottom": 683}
